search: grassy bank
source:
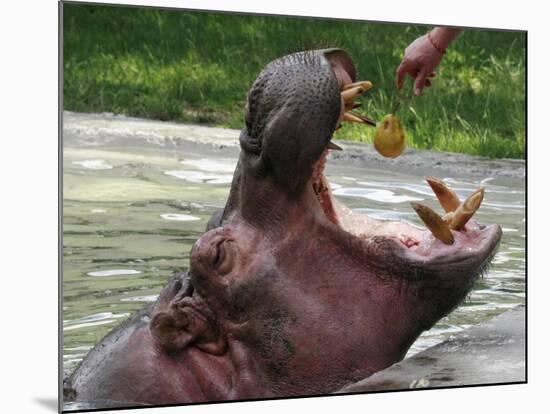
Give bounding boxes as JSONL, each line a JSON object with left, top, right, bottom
{"left": 63, "top": 4, "right": 525, "bottom": 159}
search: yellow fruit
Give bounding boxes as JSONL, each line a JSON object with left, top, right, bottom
{"left": 374, "top": 114, "right": 406, "bottom": 158}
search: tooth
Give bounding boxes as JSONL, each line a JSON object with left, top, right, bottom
{"left": 442, "top": 212, "right": 453, "bottom": 225}
{"left": 319, "top": 174, "right": 330, "bottom": 192}
{"left": 425, "top": 177, "right": 460, "bottom": 213}
{"left": 343, "top": 112, "right": 377, "bottom": 126}
{"left": 345, "top": 102, "right": 362, "bottom": 111}
{"left": 342, "top": 81, "right": 373, "bottom": 92}
{"left": 327, "top": 141, "right": 343, "bottom": 150}
{"left": 352, "top": 112, "right": 376, "bottom": 126}
{"left": 341, "top": 86, "right": 365, "bottom": 103}
{"left": 411, "top": 202, "right": 454, "bottom": 245}
{"left": 343, "top": 112, "right": 365, "bottom": 123}
{"left": 448, "top": 188, "right": 484, "bottom": 230}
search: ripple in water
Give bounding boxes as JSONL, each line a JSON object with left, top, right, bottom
{"left": 165, "top": 170, "right": 233, "bottom": 184}
{"left": 356, "top": 180, "right": 434, "bottom": 197}
{"left": 354, "top": 208, "right": 417, "bottom": 221}
{"left": 120, "top": 294, "right": 159, "bottom": 302}
{"left": 63, "top": 311, "right": 130, "bottom": 331}
{"left": 179, "top": 158, "right": 236, "bottom": 173}
{"left": 332, "top": 187, "right": 423, "bottom": 203}
{"left": 73, "top": 159, "right": 113, "bottom": 170}
{"left": 160, "top": 213, "right": 201, "bottom": 222}
{"left": 87, "top": 269, "right": 142, "bottom": 277}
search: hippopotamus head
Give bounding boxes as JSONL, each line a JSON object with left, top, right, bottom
{"left": 146, "top": 49, "right": 502, "bottom": 399}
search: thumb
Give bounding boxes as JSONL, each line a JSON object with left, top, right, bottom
{"left": 414, "top": 69, "right": 429, "bottom": 96}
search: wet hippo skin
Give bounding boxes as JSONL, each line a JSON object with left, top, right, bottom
{"left": 66, "top": 49, "right": 502, "bottom": 406}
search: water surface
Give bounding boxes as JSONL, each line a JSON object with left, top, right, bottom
{"left": 63, "top": 136, "right": 525, "bottom": 375}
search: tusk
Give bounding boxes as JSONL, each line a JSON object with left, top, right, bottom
{"left": 342, "top": 81, "right": 373, "bottom": 92}
{"left": 327, "top": 141, "right": 343, "bottom": 151}
{"left": 349, "top": 112, "right": 376, "bottom": 126}
{"left": 343, "top": 112, "right": 366, "bottom": 123}
{"left": 411, "top": 202, "right": 454, "bottom": 245}
{"left": 448, "top": 188, "right": 484, "bottom": 230}
{"left": 442, "top": 211, "right": 453, "bottom": 225}
{"left": 341, "top": 86, "right": 365, "bottom": 103}
{"left": 425, "top": 177, "right": 461, "bottom": 213}
{"left": 343, "top": 112, "right": 377, "bottom": 127}
{"left": 345, "top": 102, "right": 362, "bottom": 111}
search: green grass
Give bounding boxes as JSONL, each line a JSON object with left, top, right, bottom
{"left": 63, "top": 4, "right": 526, "bottom": 159}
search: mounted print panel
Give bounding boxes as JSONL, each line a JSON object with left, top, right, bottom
{"left": 60, "top": 2, "right": 526, "bottom": 411}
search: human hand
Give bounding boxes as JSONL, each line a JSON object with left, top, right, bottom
{"left": 396, "top": 28, "right": 462, "bottom": 96}
{"left": 396, "top": 32, "right": 440, "bottom": 96}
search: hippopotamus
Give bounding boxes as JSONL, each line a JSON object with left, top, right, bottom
{"left": 65, "top": 49, "right": 502, "bottom": 407}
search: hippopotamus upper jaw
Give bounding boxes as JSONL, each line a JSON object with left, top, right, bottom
{"left": 210, "top": 49, "right": 360, "bottom": 234}
{"left": 239, "top": 50, "right": 353, "bottom": 192}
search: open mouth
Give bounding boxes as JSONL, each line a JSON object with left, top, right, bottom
{"left": 310, "top": 78, "right": 501, "bottom": 267}
{"left": 310, "top": 151, "right": 501, "bottom": 267}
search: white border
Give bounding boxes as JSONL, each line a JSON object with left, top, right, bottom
{"left": 2, "top": 1, "right": 547, "bottom": 413}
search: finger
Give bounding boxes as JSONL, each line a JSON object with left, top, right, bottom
{"left": 414, "top": 69, "right": 429, "bottom": 96}
{"left": 396, "top": 61, "right": 411, "bottom": 90}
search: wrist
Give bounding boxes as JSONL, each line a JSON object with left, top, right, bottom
{"left": 427, "top": 30, "right": 446, "bottom": 55}
{"left": 429, "top": 27, "right": 462, "bottom": 51}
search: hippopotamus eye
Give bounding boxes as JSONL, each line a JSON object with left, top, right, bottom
{"left": 212, "top": 241, "right": 226, "bottom": 268}
{"left": 211, "top": 239, "right": 234, "bottom": 276}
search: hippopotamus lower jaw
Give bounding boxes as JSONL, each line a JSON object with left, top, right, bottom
{"left": 184, "top": 175, "right": 501, "bottom": 397}
{"left": 305, "top": 145, "right": 502, "bottom": 325}
{"left": 309, "top": 149, "right": 502, "bottom": 279}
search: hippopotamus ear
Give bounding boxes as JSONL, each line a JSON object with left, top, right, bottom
{"left": 150, "top": 278, "right": 227, "bottom": 355}
{"left": 321, "top": 48, "right": 357, "bottom": 84}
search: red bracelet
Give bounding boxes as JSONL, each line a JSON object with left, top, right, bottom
{"left": 428, "top": 31, "right": 446, "bottom": 55}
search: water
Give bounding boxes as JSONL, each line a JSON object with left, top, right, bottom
{"left": 62, "top": 135, "right": 525, "bottom": 376}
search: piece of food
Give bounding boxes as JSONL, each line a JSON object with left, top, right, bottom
{"left": 374, "top": 114, "right": 406, "bottom": 158}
